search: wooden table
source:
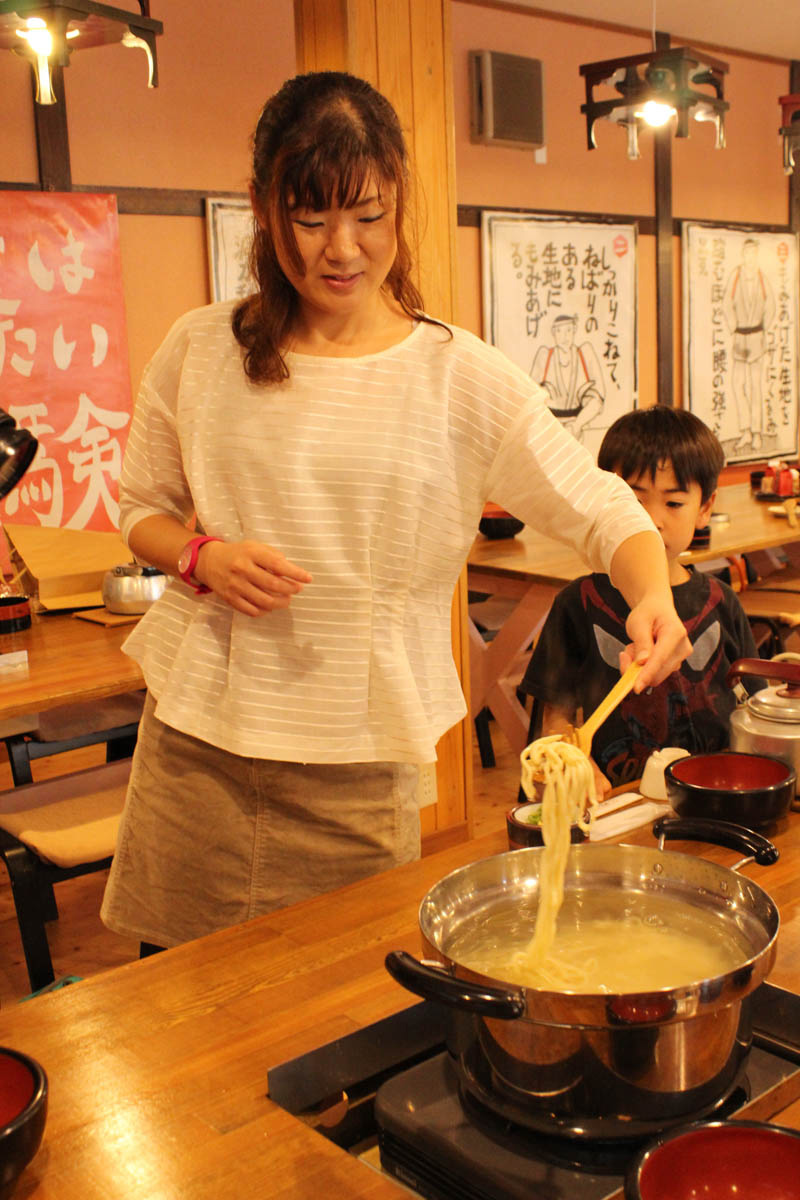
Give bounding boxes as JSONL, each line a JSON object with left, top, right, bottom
{"left": 467, "top": 483, "right": 800, "bottom": 758}
{"left": 0, "top": 815, "right": 798, "bottom": 1198}
{"left": 0, "top": 612, "right": 144, "bottom": 724}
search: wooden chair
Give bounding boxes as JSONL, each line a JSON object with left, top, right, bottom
{"left": 738, "top": 588, "right": 800, "bottom": 657}
{"left": 0, "top": 759, "right": 130, "bottom": 993}
{"left": 469, "top": 594, "right": 532, "bottom": 768}
{"left": 3, "top": 691, "right": 145, "bottom": 786}
{"left": 747, "top": 563, "right": 800, "bottom": 594}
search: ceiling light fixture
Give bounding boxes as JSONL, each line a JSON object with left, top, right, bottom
{"left": 0, "top": 0, "right": 162, "bottom": 105}
{"left": 579, "top": 45, "right": 729, "bottom": 161}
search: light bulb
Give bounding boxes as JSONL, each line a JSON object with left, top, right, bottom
{"left": 637, "top": 100, "right": 676, "bottom": 127}
{"left": 15, "top": 18, "right": 56, "bottom": 105}
{"left": 16, "top": 18, "right": 52, "bottom": 56}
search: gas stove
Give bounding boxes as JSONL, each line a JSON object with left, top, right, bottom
{"left": 267, "top": 982, "right": 800, "bottom": 1200}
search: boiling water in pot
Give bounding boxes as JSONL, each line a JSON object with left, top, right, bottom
{"left": 443, "top": 887, "right": 751, "bottom": 994}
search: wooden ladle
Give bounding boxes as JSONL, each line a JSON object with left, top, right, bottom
{"left": 571, "top": 661, "right": 644, "bottom": 754}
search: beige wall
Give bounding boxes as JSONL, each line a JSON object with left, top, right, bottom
{"left": 2, "top": 1, "right": 792, "bottom": 414}
{"left": 450, "top": 2, "right": 793, "bottom": 414}
{"left": 0, "top": 0, "right": 297, "bottom": 395}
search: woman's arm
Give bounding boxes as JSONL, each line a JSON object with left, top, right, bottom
{"left": 609, "top": 530, "right": 691, "bottom": 690}
{"left": 128, "top": 515, "right": 312, "bottom": 616}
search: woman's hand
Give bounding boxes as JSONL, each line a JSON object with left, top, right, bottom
{"left": 622, "top": 593, "right": 691, "bottom": 690}
{"left": 609, "top": 530, "right": 691, "bottom": 690}
{"left": 195, "top": 539, "right": 312, "bottom": 616}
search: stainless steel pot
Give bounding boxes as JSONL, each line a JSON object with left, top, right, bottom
{"left": 728, "top": 658, "right": 800, "bottom": 799}
{"left": 102, "top": 564, "right": 166, "bottom": 614}
{"left": 386, "top": 818, "right": 779, "bottom": 1141}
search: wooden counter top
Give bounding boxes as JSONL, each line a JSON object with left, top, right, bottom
{"left": 2, "top": 818, "right": 800, "bottom": 1198}
{"left": 468, "top": 482, "right": 800, "bottom": 587}
{"left": 0, "top": 612, "right": 143, "bottom": 723}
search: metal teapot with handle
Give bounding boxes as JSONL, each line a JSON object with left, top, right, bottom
{"left": 102, "top": 563, "right": 166, "bottom": 614}
{"left": 728, "top": 656, "right": 800, "bottom": 798}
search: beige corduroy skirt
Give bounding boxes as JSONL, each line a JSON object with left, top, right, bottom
{"left": 101, "top": 693, "right": 421, "bottom": 948}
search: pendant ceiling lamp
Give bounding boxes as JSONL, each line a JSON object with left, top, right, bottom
{"left": 0, "top": 0, "right": 162, "bottom": 105}
{"left": 779, "top": 94, "right": 800, "bottom": 175}
{"left": 579, "top": 44, "right": 729, "bottom": 161}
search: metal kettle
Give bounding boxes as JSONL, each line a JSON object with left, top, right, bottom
{"left": 728, "top": 657, "right": 800, "bottom": 797}
{"left": 102, "top": 563, "right": 167, "bottom": 614}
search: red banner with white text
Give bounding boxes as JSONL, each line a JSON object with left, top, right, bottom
{"left": 0, "top": 191, "right": 131, "bottom": 531}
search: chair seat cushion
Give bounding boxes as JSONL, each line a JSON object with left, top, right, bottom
{"left": 34, "top": 691, "right": 146, "bottom": 743}
{"left": 0, "top": 760, "right": 130, "bottom": 868}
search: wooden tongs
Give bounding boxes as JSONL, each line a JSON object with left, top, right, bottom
{"left": 570, "top": 661, "right": 644, "bottom": 754}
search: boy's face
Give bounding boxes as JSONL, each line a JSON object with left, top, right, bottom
{"left": 622, "top": 461, "right": 715, "bottom": 565}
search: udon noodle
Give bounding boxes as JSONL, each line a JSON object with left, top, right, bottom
{"left": 515, "top": 734, "right": 597, "bottom": 986}
{"left": 449, "top": 734, "right": 746, "bottom": 993}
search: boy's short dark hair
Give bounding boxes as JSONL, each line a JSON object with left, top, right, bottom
{"left": 597, "top": 405, "right": 724, "bottom": 504}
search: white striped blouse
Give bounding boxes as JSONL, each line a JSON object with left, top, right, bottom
{"left": 119, "top": 302, "right": 654, "bottom": 763}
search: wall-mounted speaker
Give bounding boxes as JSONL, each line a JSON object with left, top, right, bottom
{"left": 469, "top": 50, "right": 545, "bottom": 150}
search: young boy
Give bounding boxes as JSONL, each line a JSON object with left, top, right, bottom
{"left": 520, "top": 405, "right": 758, "bottom": 795}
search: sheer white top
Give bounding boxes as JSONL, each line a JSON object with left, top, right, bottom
{"left": 119, "top": 302, "right": 653, "bottom": 763}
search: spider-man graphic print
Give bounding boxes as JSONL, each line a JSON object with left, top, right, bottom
{"left": 521, "top": 568, "right": 758, "bottom": 788}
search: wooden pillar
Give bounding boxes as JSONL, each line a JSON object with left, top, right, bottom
{"left": 654, "top": 30, "right": 674, "bottom": 406}
{"left": 32, "top": 65, "right": 72, "bottom": 191}
{"left": 790, "top": 61, "right": 800, "bottom": 234}
{"left": 294, "top": 0, "right": 472, "bottom": 842}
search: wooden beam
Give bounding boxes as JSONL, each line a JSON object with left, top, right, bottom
{"left": 654, "top": 30, "right": 674, "bottom": 406}
{"left": 32, "top": 65, "right": 71, "bottom": 191}
{"left": 791, "top": 61, "right": 800, "bottom": 233}
{"left": 293, "top": 0, "right": 470, "bottom": 835}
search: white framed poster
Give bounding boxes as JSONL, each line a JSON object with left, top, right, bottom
{"left": 481, "top": 212, "right": 638, "bottom": 459}
{"left": 205, "top": 197, "right": 255, "bottom": 302}
{"left": 682, "top": 223, "right": 800, "bottom": 463}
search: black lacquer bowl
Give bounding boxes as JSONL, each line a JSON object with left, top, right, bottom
{"left": 664, "top": 750, "right": 795, "bottom": 830}
{"left": 0, "top": 1047, "right": 47, "bottom": 1200}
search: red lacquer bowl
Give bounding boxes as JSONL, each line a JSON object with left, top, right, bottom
{"left": 625, "top": 1119, "right": 800, "bottom": 1200}
{"left": 0, "top": 1047, "right": 47, "bottom": 1200}
{"left": 664, "top": 750, "right": 795, "bottom": 830}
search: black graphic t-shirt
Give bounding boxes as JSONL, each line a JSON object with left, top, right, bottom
{"left": 520, "top": 567, "right": 758, "bottom": 789}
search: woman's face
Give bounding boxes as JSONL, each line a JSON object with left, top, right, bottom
{"left": 273, "top": 176, "right": 398, "bottom": 324}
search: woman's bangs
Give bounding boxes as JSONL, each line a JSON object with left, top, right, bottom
{"left": 287, "top": 145, "right": 396, "bottom": 211}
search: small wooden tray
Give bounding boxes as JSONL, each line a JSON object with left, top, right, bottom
{"left": 72, "top": 609, "right": 141, "bottom": 627}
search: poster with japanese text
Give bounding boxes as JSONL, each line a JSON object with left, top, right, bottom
{"left": 0, "top": 192, "right": 131, "bottom": 530}
{"left": 206, "top": 197, "right": 254, "bottom": 302}
{"left": 682, "top": 223, "right": 800, "bottom": 463}
{"left": 481, "top": 213, "right": 637, "bottom": 459}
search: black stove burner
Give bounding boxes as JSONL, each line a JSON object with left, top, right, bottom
{"left": 457, "top": 1071, "right": 749, "bottom": 1175}
{"left": 267, "top": 984, "right": 800, "bottom": 1200}
{"left": 375, "top": 1051, "right": 766, "bottom": 1200}
{"left": 376, "top": 1053, "right": 629, "bottom": 1200}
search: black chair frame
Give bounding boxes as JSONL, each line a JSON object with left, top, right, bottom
{"left": 4, "top": 721, "right": 139, "bottom": 787}
{"left": 0, "top": 826, "right": 112, "bottom": 993}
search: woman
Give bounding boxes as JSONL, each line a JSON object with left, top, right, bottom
{"left": 101, "top": 71, "right": 690, "bottom": 952}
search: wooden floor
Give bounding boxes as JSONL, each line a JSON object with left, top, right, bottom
{"left": 0, "top": 723, "right": 520, "bottom": 1007}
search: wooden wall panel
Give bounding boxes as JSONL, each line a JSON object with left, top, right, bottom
{"left": 293, "top": 0, "right": 472, "bottom": 836}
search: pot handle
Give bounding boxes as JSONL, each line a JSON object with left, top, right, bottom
{"left": 384, "top": 951, "right": 525, "bottom": 1019}
{"left": 652, "top": 816, "right": 779, "bottom": 865}
{"left": 727, "top": 657, "right": 800, "bottom": 691}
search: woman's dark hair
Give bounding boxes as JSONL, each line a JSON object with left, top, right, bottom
{"left": 597, "top": 405, "right": 724, "bottom": 503}
{"left": 232, "top": 71, "right": 442, "bottom": 384}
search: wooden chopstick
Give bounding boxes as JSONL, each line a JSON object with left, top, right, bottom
{"left": 573, "top": 661, "right": 643, "bottom": 752}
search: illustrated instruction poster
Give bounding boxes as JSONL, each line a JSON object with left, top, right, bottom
{"left": 481, "top": 212, "right": 638, "bottom": 459}
{"left": 0, "top": 191, "right": 131, "bottom": 530}
{"left": 682, "top": 223, "right": 800, "bottom": 463}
